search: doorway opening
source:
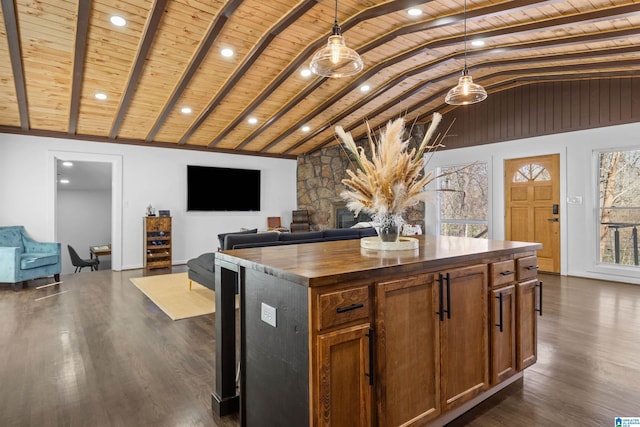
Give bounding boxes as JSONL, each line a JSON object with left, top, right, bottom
{"left": 48, "top": 151, "right": 123, "bottom": 272}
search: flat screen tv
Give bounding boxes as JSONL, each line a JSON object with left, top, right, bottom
{"left": 187, "top": 165, "right": 261, "bottom": 211}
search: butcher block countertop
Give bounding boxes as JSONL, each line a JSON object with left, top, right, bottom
{"left": 216, "top": 235, "right": 542, "bottom": 288}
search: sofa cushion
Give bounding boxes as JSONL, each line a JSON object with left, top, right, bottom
{"left": 278, "top": 231, "right": 323, "bottom": 242}
{"left": 0, "top": 227, "right": 24, "bottom": 251}
{"left": 322, "top": 228, "right": 361, "bottom": 240}
{"left": 358, "top": 227, "right": 378, "bottom": 237}
{"left": 20, "top": 253, "right": 59, "bottom": 270}
{"left": 217, "top": 228, "right": 258, "bottom": 249}
{"left": 225, "top": 232, "right": 279, "bottom": 250}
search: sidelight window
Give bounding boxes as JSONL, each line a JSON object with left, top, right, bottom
{"left": 437, "top": 162, "right": 489, "bottom": 238}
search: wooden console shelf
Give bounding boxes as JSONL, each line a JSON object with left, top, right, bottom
{"left": 144, "top": 216, "right": 171, "bottom": 270}
{"left": 214, "top": 235, "right": 542, "bottom": 426}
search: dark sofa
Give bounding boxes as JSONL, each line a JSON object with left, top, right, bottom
{"left": 186, "top": 227, "right": 377, "bottom": 291}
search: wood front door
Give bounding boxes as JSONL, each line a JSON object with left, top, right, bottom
{"left": 505, "top": 154, "right": 560, "bottom": 273}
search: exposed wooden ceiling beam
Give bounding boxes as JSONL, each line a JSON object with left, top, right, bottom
{"left": 109, "top": 0, "right": 168, "bottom": 139}
{"left": 144, "top": 0, "right": 245, "bottom": 142}
{"left": 0, "top": 125, "right": 295, "bottom": 159}
{"left": 1, "top": 0, "right": 28, "bottom": 130}
{"left": 67, "top": 0, "right": 91, "bottom": 135}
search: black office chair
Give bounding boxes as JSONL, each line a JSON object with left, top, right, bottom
{"left": 68, "top": 245, "right": 99, "bottom": 273}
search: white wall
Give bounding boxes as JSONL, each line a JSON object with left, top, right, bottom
{"left": 426, "top": 121, "right": 640, "bottom": 285}
{"left": 0, "top": 133, "right": 298, "bottom": 270}
{"left": 58, "top": 189, "right": 112, "bottom": 274}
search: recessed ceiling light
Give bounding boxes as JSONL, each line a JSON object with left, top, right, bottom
{"left": 59, "top": 179, "right": 70, "bottom": 184}
{"left": 181, "top": 107, "right": 192, "bottom": 114}
{"left": 301, "top": 125, "right": 311, "bottom": 132}
{"left": 300, "top": 68, "right": 312, "bottom": 77}
{"left": 221, "top": 48, "right": 234, "bottom": 58}
{"left": 95, "top": 93, "right": 107, "bottom": 100}
{"left": 62, "top": 161, "right": 73, "bottom": 167}
{"left": 248, "top": 117, "right": 258, "bottom": 125}
{"left": 360, "top": 84, "right": 371, "bottom": 92}
{"left": 407, "top": 8, "right": 422, "bottom": 16}
{"left": 471, "top": 40, "right": 485, "bottom": 47}
{"left": 110, "top": 15, "right": 126, "bottom": 27}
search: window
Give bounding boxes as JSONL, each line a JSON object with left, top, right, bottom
{"left": 437, "top": 162, "right": 488, "bottom": 238}
{"left": 512, "top": 163, "right": 550, "bottom": 182}
{"left": 598, "top": 149, "right": 640, "bottom": 267}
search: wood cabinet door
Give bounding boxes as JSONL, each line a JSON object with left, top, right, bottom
{"left": 490, "top": 285, "right": 517, "bottom": 384}
{"left": 317, "top": 324, "right": 372, "bottom": 427}
{"left": 440, "top": 264, "right": 489, "bottom": 412}
{"left": 375, "top": 274, "right": 440, "bottom": 426}
{"left": 517, "top": 279, "right": 539, "bottom": 370}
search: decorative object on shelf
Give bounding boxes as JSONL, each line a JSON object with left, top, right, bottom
{"left": 445, "top": 0, "right": 488, "bottom": 105}
{"left": 146, "top": 204, "right": 156, "bottom": 216}
{"left": 159, "top": 209, "right": 170, "bottom": 217}
{"left": 309, "top": 0, "right": 363, "bottom": 78}
{"left": 336, "top": 112, "right": 449, "bottom": 243}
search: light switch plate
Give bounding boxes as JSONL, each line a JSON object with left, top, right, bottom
{"left": 567, "top": 196, "right": 583, "bottom": 205}
{"left": 261, "top": 302, "right": 277, "bottom": 328}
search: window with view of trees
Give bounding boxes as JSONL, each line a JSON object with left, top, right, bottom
{"left": 437, "top": 163, "right": 488, "bottom": 238}
{"left": 599, "top": 149, "right": 640, "bottom": 267}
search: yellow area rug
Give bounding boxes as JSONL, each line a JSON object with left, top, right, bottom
{"left": 130, "top": 272, "right": 216, "bottom": 320}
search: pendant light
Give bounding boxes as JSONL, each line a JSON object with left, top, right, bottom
{"left": 445, "top": 0, "right": 487, "bottom": 105}
{"left": 309, "top": 0, "right": 363, "bottom": 78}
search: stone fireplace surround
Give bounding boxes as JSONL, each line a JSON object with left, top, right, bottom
{"left": 296, "top": 143, "right": 425, "bottom": 231}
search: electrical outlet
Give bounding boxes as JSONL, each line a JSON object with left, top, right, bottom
{"left": 261, "top": 302, "right": 277, "bottom": 328}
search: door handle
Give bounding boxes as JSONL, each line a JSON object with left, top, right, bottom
{"left": 365, "top": 328, "right": 374, "bottom": 385}
{"left": 547, "top": 218, "right": 559, "bottom": 222}
{"left": 495, "top": 292, "right": 504, "bottom": 333}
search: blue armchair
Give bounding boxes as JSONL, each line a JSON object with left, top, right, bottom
{"left": 0, "top": 226, "right": 61, "bottom": 291}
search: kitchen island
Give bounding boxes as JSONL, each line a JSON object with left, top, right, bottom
{"left": 213, "top": 235, "right": 542, "bottom": 426}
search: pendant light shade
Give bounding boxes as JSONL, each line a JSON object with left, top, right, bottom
{"left": 445, "top": 0, "right": 487, "bottom": 105}
{"left": 309, "top": 0, "right": 363, "bottom": 78}
{"left": 445, "top": 68, "right": 488, "bottom": 105}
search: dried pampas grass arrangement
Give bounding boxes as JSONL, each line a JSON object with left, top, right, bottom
{"left": 336, "top": 113, "right": 450, "bottom": 224}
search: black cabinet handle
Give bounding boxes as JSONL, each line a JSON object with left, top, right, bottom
{"left": 445, "top": 272, "right": 451, "bottom": 319}
{"left": 336, "top": 303, "right": 364, "bottom": 313}
{"left": 437, "top": 273, "right": 445, "bottom": 321}
{"left": 535, "top": 281, "right": 543, "bottom": 316}
{"left": 365, "top": 328, "right": 374, "bottom": 386}
{"left": 495, "top": 292, "right": 504, "bottom": 332}
{"left": 500, "top": 270, "right": 515, "bottom": 276}
{"left": 526, "top": 265, "right": 539, "bottom": 271}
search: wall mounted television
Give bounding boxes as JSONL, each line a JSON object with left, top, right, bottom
{"left": 187, "top": 165, "right": 261, "bottom": 211}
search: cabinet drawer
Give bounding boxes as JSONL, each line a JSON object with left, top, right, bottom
{"left": 517, "top": 256, "right": 538, "bottom": 281}
{"left": 318, "top": 286, "right": 369, "bottom": 330}
{"left": 489, "top": 260, "right": 516, "bottom": 288}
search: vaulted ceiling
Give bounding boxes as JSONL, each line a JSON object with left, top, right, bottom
{"left": 1, "top": 0, "right": 638, "bottom": 159}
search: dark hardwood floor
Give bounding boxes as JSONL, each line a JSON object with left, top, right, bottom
{"left": 1, "top": 270, "right": 638, "bottom": 426}
{"left": 449, "top": 274, "right": 640, "bottom": 427}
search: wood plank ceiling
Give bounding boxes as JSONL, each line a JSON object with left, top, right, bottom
{"left": 1, "top": 0, "right": 639, "bottom": 159}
